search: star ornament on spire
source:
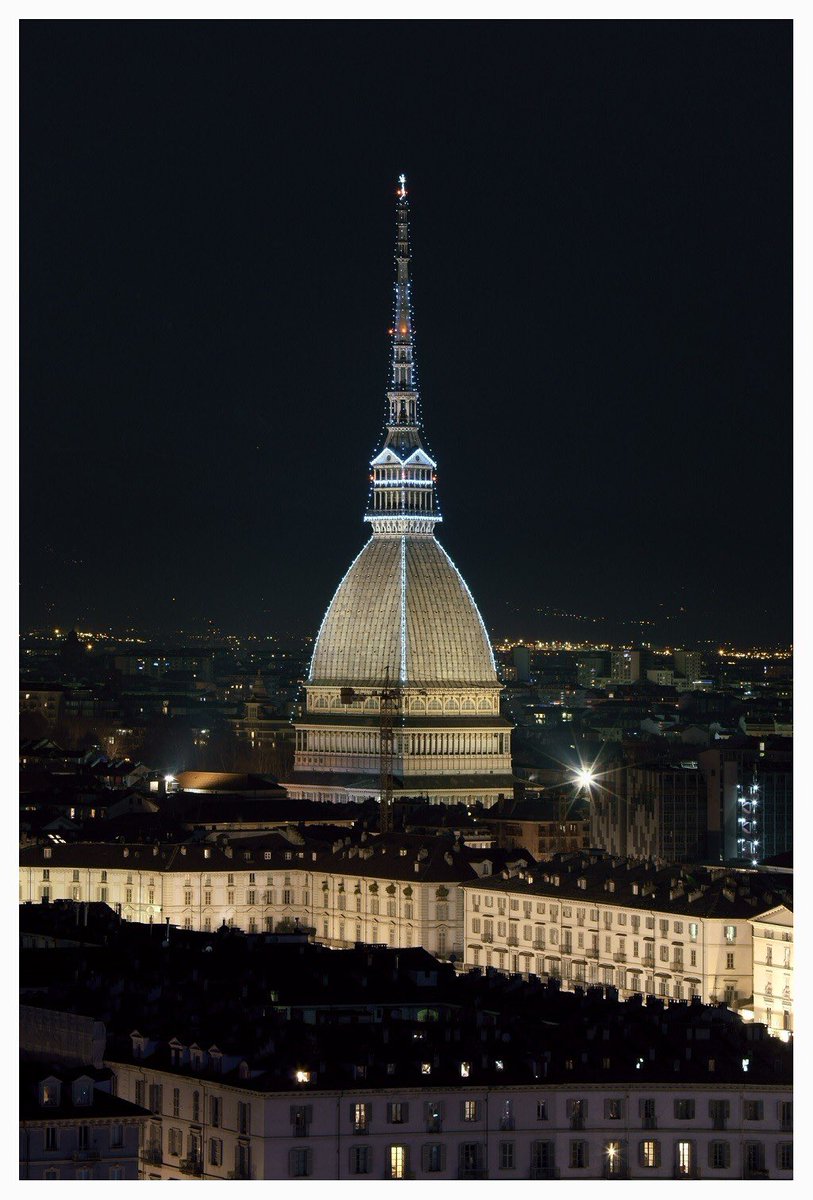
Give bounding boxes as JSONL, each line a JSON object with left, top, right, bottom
{"left": 398, "top": 173, "right": 407, "bottom": 199}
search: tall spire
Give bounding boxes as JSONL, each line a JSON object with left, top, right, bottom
{"left": 365, "top": 177, "right": 441, "bottom": 538}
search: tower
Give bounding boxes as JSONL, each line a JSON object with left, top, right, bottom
{"left": 287, "top": 179, "right": 513, "bottom": 808}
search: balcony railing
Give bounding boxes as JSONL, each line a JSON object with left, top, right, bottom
{"left": 585, "top": 948, "right": 599, "bottom": 958}
{"left": 179, "top": 1159, "right": 203, "bottom": 1177}
{"left": 570, "top": 1115, "right": 585, "bottom": 1130}
{"left": 530, "top": 1167, "right": 559, "bottom": 1179}
{"left": 482, "top": 933, "right": 494, "bottom": 943}
{"left": 613, "top": 953, "right": 627, "bottom": 963}
{"left": 507, "top": 936, "right": 519, "bottom": 947}
{"left": 671, "top": 961, "right": 685, "bottom": 974}
{"left": 458, "top": 1169, "right": 488, "bottom": 1179}
{"left": 143, "top": 1149, "right": 163, "bottom": 1167}
{"left": 533, "top": 940, "right": 545, "bottom": 950}
{"left": 72, "top": 1151, "right": 101, "bottom": 1163}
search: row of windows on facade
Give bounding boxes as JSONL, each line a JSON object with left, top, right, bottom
{"left": 39, "top": 1167, "right": 127, "bottom": 1180}
{"left": 283, "top": 1140, "right": 792, "bottom": 1178}
{"left": 470, "top": 919, "right": 738, "bottom": 964}
{"left": 470, "top": 896, "right": 740, "bottom": 943}
{"left": 40, "top": 1125, "right": 126, "bottom": 1152}
{"left": 134, "top": 1094, "right": 791, "bottom": 1132}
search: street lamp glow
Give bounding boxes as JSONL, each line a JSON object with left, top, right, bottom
{"left": 574, "top": 767, "right": 596, "bottom": 788}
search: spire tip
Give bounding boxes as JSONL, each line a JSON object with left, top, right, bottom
{"left": 398, "top": 173, "right": 407, "bottom": 199}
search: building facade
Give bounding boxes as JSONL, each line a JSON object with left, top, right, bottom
{"left": 287, "top": 180, "right": 512, "bottom": 808}
{"left": 19, "top": 834, "right": 530, "bottom": 962}
{"left": 110, "top": 1060, "right": 793, "bottom": 1181}
{"left": 460, "top": 855, "right": 791, "bottom": 1013}
{"left": 748, "top": 904, "right": 794, "bottom": 1038}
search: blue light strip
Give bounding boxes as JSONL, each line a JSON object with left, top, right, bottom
{"left": 400, "top": 535, "right": 408, "bottom": 683}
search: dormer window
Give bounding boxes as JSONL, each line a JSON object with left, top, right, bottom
{"left": 39, "top": 1080, "right": 61, "bottom": 1108}
{"left": 72, "top": 1079, "right": 93, "bottom": 1106}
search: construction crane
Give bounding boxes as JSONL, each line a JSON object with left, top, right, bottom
{"left": 340, "top": 666, "right": 403, "bottom": 834}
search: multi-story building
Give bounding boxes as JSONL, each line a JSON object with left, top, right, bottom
{"left": 748, "top": 904, "right": 794, "bottom": 1038}
{"left": 460, "top": 853, "right": 792, "bottom": 1013}
{"left": 622, "top": 761, "right": 711, "bottom": 863}
{"left": 19, "top": 832, "right": 532, "bottom": 961}
{"left": 21, "top": 907, "right": 793, "bottom": 1181}
{"left": 482, "top": 795, "right": 590, "bottom": 860}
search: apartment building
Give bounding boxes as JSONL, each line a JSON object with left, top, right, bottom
{"left": 19, "top": 831, "right": 531, "bottom": 961}
{"left": 461, "top": 853, "right": 792, "bottom": 1013}
{"left": 749, "top": 904, "right": 794, "bottom": 1038}
{"left": 112, "top": 1065, "right": 792, "bottom": 1181}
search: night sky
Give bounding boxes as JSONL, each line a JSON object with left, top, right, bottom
{"left": 20, "top": 21, "right": 792, "bottom": 647}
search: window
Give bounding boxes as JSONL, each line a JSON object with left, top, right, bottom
{"left": 209, "top": 1096, "right": 221, "bottom": 1127}
{"left": 134, "top": 1080, "right": 145, "bottom": 1108}
{"left": 352, "top": 1102, "right": 371, "bottom": 1133}
{"left": 777, "top": 1143, "right": 793, "bottom": 1170}
{"left": 387, "top": 1101, "right": 408, "bottom": 1124}
{"left": 168, "top": 1128, "right": 183, "bottom": 1157}
{"left": 605, "top": 1140, "right": 623, "bottom": 1176}
{"left": 744, "top": 1142, "right": 765, "bottom": 1174}
{"left": 675, "top": 1141, "right": 694, "bottom": 1177}
{"left": 604, "top": 1098, "right": 623, "bottom": 1120}
{"left": 459, "top": 1143, "right": 483, "bottom": 1175}
{"left": 172, "top": 1088, "right": 180, "bottom": 1117}
{"left": 531, "top": 1141, "right": 555, "bottom": 1173}
{"left": 78, "top": 1125, "right": 90, "bottom": 1151}
{"left": 709, "top": 1099, "right": 729, "bottom": 1128}
{"left": 289, "top": 1148, "right": 312, "bottom": 1178}
{"left": 421, "top": 1144, "right": 445, "bottom": 1173}
{"left": 709, "top": 1141, "right": 730, "bottom": 1169}
{"left": 424, "top": 1101, "right": 442, "bottom": 1132}
{"left": 238, "top": 1102, "right": 251, "bottom": 1135}
{"left": 499, "top": 1141, "right": 515, "bottom": 1170}
{"left": 744, "top": 1100, "right": 763, "bottom": 1121}
{"left": 724, "top": 925, "right": 736, "bottom": 943}
{"left": 463, "top": 1100, "right": 479, "bottom": 1122}
{"left": 567, "top": 1098, "right": 587, "bottom": 1127}
{"left": 388, "top": 1145, "right": 408, "bottom": 1179}
{"left": 291, "top": 1105, "right": 312, "bottom": 1136}
{"left": 674, "top": 1099, "right": 695, "bottom": 1120}
{"left": 640, "top": 1140, "right": 660, "bottom": 1168}
{"left": 536, "top": 1101, "right": 548, "bottom": 1121}
{"left": 235, "top": 1143, "right": 251, "bottom": 1180}
{"left": 350, "top": 1146, "right": 372, "bottom": 1175}
{"left": 569, "top": 1140, "right": 588, "bottom": 1168}
{"left": 110, "top": 1125, "right": 123, "bottom": 1149}
{"left": 44, "top": 1126, "right": 58, "bottom": 1151}
{"left": 209, "top": 1138, "right": 222, "bottom": 1167}
{"left": 192, "top": 1091, "right": 200, "bottom": 1122}
{"left": 500, "top": 1099, "right": 514, "bottom": 1130}
{"left": 39, "top": 1081, "right": 60, "bottom": 1107}
{"left": 779, "top": 1101, "right": 793, "bottom": 1130}
{"left": 726, "top": 952, "right": 735, "bottom": 969}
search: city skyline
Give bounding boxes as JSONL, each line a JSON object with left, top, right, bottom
{"left": 21, "top": 22, "right": 791, "bottom": 645}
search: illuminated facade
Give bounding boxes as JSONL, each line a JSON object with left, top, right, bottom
{"left": 288, "top": 180, "right": 512, "bottom": 806}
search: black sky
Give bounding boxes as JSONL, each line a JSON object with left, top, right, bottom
{"left": 20, "top": 20, "right": 792, "bottom": 647}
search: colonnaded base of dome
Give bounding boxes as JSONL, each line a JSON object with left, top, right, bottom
{"left": 283, "top": 771, "right": 517, "bottom": 808}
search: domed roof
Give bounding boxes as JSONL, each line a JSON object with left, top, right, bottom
{"left": 309, "top": 535, "right": 497, "bottom": 688}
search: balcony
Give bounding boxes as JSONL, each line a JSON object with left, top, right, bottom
{"left": 641, "top": 1117, "right": 657, "bottom": 1130}
{"left": 507, "top": 936, "right": 519, "bottom": 947}
{"left": 532, "top": 940, "right": 546, "bottom": 951}
{"left": 613, "top": 953, "right": 627, "bottom": 963}
{"left": 482, "top": 933, "right": 494, "bottom": 944}
{"left": 72, "top": 1151, "right": 101, "bottom": 1163}
{"left": 671, "top": 961, "right": 685, "bottom": 974}
{"left": 570, "top": 1116, "right": 585, "bottom": 1131}
{"left": 530, "top": 1167, "right": 559, "bottom": 1179}
{"left": 585, "top": 948, "right": 599, "bottom": 959}
{"left": 179, "top": 1159, "right": 203, "bottom": 1177}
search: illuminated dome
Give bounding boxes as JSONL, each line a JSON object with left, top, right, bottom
{"left": 309, "top": 535, "right": 497, "bottom": 688}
